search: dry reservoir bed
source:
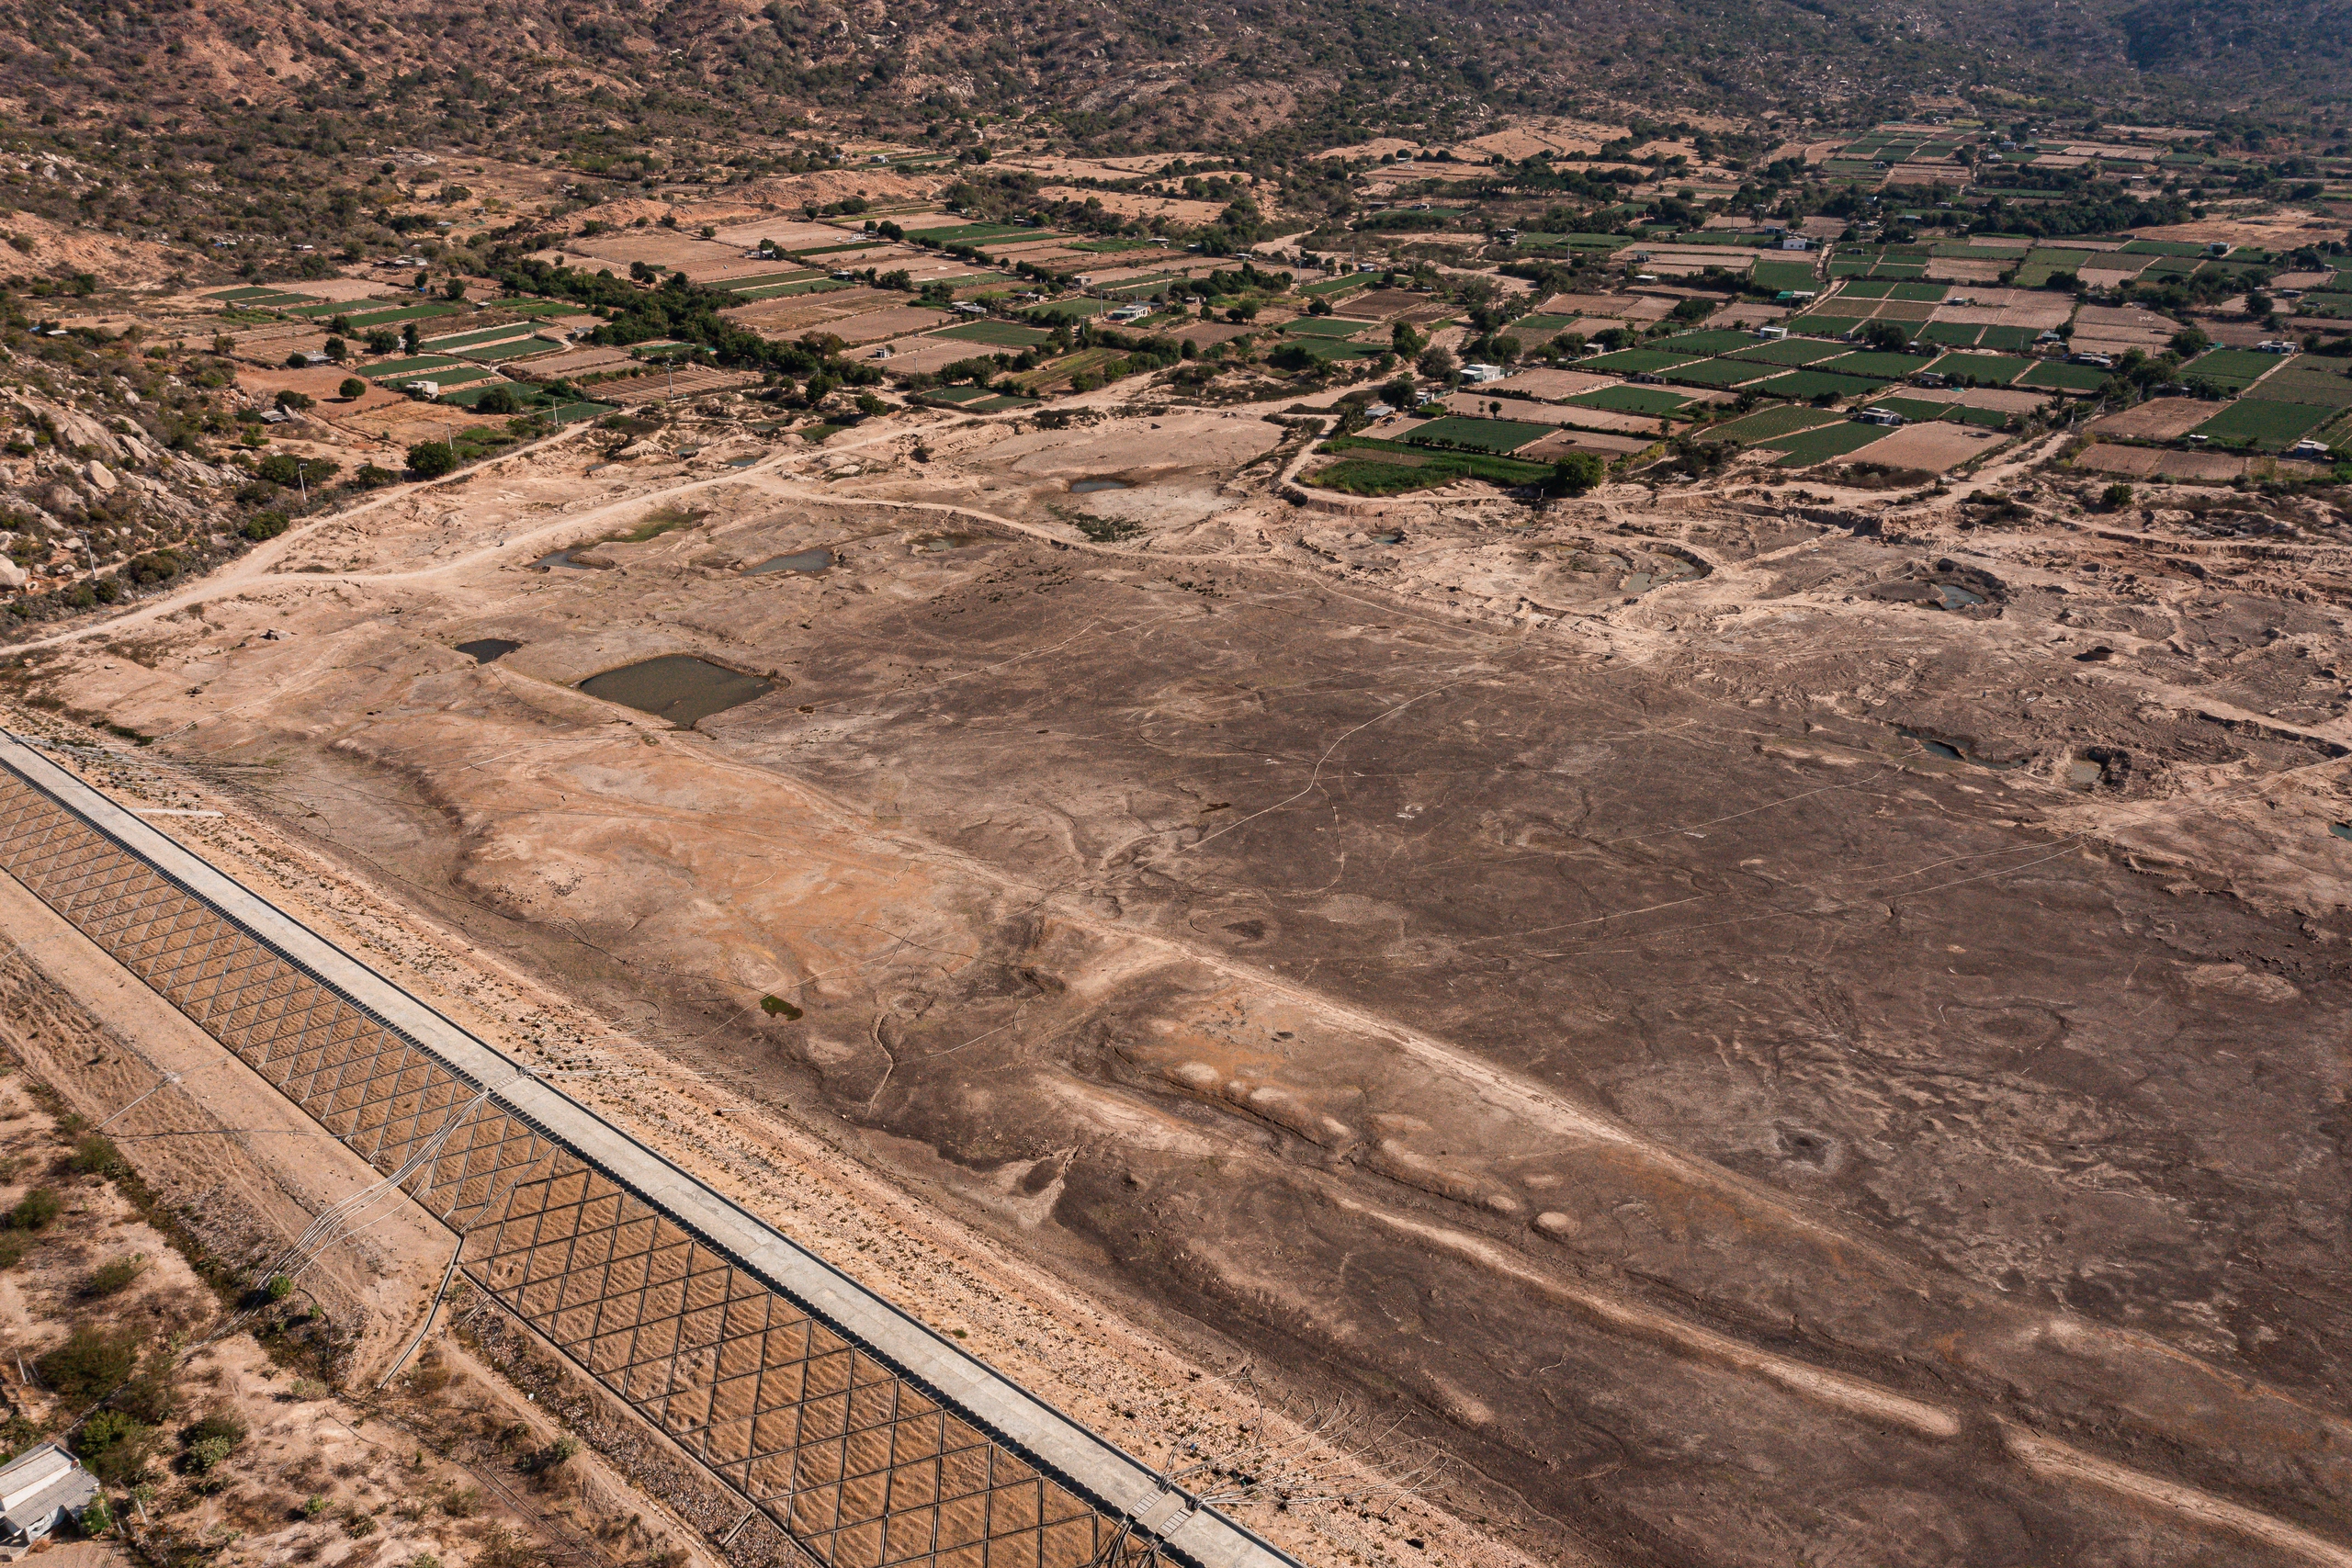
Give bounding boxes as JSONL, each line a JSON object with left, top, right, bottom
{"left": 7, "top": 425, "right": 2352, "bottom": 1568}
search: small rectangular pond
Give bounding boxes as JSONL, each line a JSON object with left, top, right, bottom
{"left": 578, "top": 655, "right": 776, "bottom": 728}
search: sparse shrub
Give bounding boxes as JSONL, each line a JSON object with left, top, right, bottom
{"left": 85, "top": 1254, "right": 146, "bottom": 1297}
{"left": 180, "top": 1412, "right": 246, "bottom": 1475}
{"left": 74, "top": 1409, "right": 156, "bottom": 1483}
{"left": 243, "top": 512, "right": 289, "bottom": 542}
{"left": 37, "top": 1325, "right": 139, "bottom": 1401}
{"left": 302, "top": 1495, "right": 330, "bottom": 1517}
{"left": 343, "top": 1510, "right": 378, "bottom": 1538}
{"left": 758, "top": 995, "right": 802, "bottom": 1020}
{"left": 69, "top": 1134, "right": 119, "bottom": 1176}
{"left": 6, "top": 1186, "right": 62, "bottom": 1230}
{"left": 438, "top": 1483, "right": 484, "bottom": 1518}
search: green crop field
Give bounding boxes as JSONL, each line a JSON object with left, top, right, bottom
{"left": 1310, "top": 437, "right": 1557, "bottom": 492}
{"left": 933, "top": 319, "right": 1054, "bottom": 347}
{"left": 1568, "top": 385, "right": 1691, "bottom": 416}
{"left": 365, "top": 355, "right": 465, "bottom": 379}
{"left": 1282, "top": 316, "right": 1372, "bottom": 338}
{"left": 1869, "top": 397, "right": 1954, "bottom": 423}
{"left": 343, "top": 302, "right": 461, "bottom": 328}
{"left": 1666, "top": 358, "right": 1772, "bottom": 389}
{"left": 421, "top": 324, "right": 539, "bottom": 351}
{"left": 1785, "top": 313, "right": 1863, "bottom": 338}
{"left": 1767, "top": 421, "right": 1898, "bottom": 467}
{"left": 1706, "top": 406, "right": 1845, "bottom": 445}
{"left": 1943, "top": 404, "right": 2015, "bottom": 429}
{"left": 463, "top": 336, "right": 562, "bottom": 363}
{"left": 2259, "top": 368, "right": 2352, "bottom": 407}
{"left": 1976, "top": 326, "right": 2044, "bottom": 353}
{"left": 501, "top": 299, "right": 583, "bottom": 318}
{"left": 1403, "top": 416, "right": 1556, "bottom": 454}
{"left": 2187, "top": 348, "right": 2291, "bottom": 388}
{"left": 919, "top": 386, "right": 997, "bottom": 407}
{"left": 1511, "top": 313, "right": 1582, "bottom": 338}
{"left": 2190, "top": 399, "right": 2333, "bottom": 451}
{"left": 1654, "top": 329, "right": 1756, "bottom": 355}
{"left": 1751, "top": 261, "right": 1821, "bottom": 292}
{"left": 1827, "top": 351, "right": 1928, "bottom": 378}
{"left": 1919, "top": 321, "right": 1985, "bottom": 348}
{"left": 911, "top": 222, "right": 1046, "bottom": 246}
{"left": 1754, "top": 368, "right": 1888, "bottom": 400}
{"left": 1024, "top": 299, "right": 1107, "bottom": 322}
{"left": 1068, "top": 237, "right": 1159, "bottom": 253}
{"left": 2122, "top": 239, "right": 2210, "bottom": 257}
{"left": 2018, "top": 361, "right": 2114, "bottom": 392}
{"left": 1732, "top": 337, "right": 1849, "bottom": 367}
{"left": 545, "top": 400, "right": 620, "bottom": 424}
{"left": 1935, "top": 353, "right": 2034, "bottom": 386}
{"left": 1834, "top": 279, "right": 1945, "bottom": 302}
{"left": 1298, "top": 274, "right": 1372, "bottom": 297}
{"left": 1581, "top": 349, "right": 1699, "bottom": 375}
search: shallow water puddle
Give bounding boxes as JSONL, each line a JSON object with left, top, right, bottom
{"left": 1070, "top": 478, "right": 1129, "bottom": 494}
{"left": 1935, "top": 583, "right": 1987, "bottom": 610}
{"left": 533, "top": 547, "right": 600, "bottom": 570}
{"left": 912, "top": 534, "right": 978, "bottom": 553}
{"left": 745, "top": 548, "right": 833, "bottom": 575}
{"left": 578, "top": 655, "right": 775, "bottom": 728}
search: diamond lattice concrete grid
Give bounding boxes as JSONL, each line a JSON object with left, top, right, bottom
{"left": 0, "top": 767, "right": 1153, "bottom": 1568}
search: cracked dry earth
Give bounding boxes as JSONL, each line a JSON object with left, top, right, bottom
{"left": 9, "top": 412, "right": 2352, "bottom": 1568}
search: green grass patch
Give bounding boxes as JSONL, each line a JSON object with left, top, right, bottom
{"left": 500, "top": 298, "right": 585, "bottom": 317}
{"left": 2121, "top": 239, "right": 2211, "bottom": 257}
{"left": 1766, "top": 421, "right": 1899, "bottom": 467}
{"left": 1567, "top": 385, "right": 1691, "bottom": 416}
{"left": 2189, "top": 398, "right": 2333, "bottom": 451}
{"left": 1706, "top": 405, "right": 1846, "bottom": 445}
{"left": 910, "top": 222, "right": 1047, "bottom": 246}
{"left": 969, "top": 394, "right": 1040, "bottom": 412}
{"left": 546, "top": 400, "right": 619, "bottom": 424}
{"left": 1283, "top": 316, "right": 1373, "bottom": 338}
{"left": 1869, "top": 396, "right": 1955, "bottom": 423}
{"left": 1069, "top": 236, "right": 1161, "bottom": 253}
{"left": 933, "top": 319, "right": 1055, "bottom": 347}
{"left": 1753, "top": 368, "right": 1889, "bottom": 400}
{"left": 1919, "top": 321, "right": 1984, "bottom": 348}
{"left": 1299, "top": 273, "right": 1373, "bottom": 298}
{"left": 1403, "top": 416, "right": 1557, "bottom": 454}
{"left": 1581, "top": 348, "right": 1700, "bottom": 375}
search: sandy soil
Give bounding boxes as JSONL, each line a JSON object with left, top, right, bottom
{"left": 12, "top": 329, "right": 2352, "bottom": 1568}
{"left": 2091, "top": 398, "right": 2222, "bottom": 440}
{"left": 1836, "top": 419, "right": 2008, "bottom": 472}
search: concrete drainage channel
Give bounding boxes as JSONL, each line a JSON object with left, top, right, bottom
{"left": 0, "top": 736, "right": 1297, "bottom": 1568}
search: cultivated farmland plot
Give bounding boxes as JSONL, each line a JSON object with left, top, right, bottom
{"left": 2189, "top": 399, "right": 2333, "bottom": 451}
